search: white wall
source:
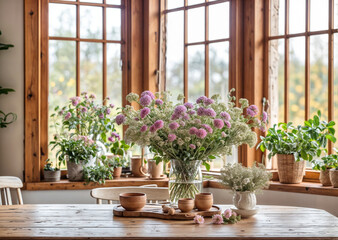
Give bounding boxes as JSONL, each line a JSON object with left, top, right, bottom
{"left": 1, "top": 0, "right": 337, "bottom": 218}
{"left": 0, "top": 0, "right": 24, "bottom": 179}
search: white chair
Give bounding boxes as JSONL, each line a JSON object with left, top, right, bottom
{"left": 90, "top": 185, "right": 169, "bottom": 204}
{"left": 0, "top": 176, "right": 23, "bottom": 205}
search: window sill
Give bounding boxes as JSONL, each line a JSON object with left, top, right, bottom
{"left": 207, "top": 180, "right": 338, "bottom": 197}
{"left": 24, "top": 177, "right": 338, "bottom": 197}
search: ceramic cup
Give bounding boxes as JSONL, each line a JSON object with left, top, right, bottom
{"left": 119, "top": 193, "right": 146, "bottom": 211}
{"left": 178, "top": 198, "right": 194, "bottom": 213}
{"left": 131, "top": 157, "right": 148, "bottom": 177}
{"left": 195, "top": 192, "right": 213, "bottom": 211}
{"left": 148, "top": 160, "right": 163, "bottom": 179}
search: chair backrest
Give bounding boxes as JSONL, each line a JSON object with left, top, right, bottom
{"left": 90, "top": 185, "right": 169, "bottom": 204}
{"left": 0, "top": 176, "right": 24, "bottom": 205}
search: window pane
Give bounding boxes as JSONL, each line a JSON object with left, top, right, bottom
{"left": 166, "top": 11, "right": 184, "bottom": 102}
{"left": 310, "top": 0, "right": 328, "bottom": 31}
{"left": 270, "top": 0, "right": 285, "bottom": 36}
{"left": 209, "top": 2, "right": 229, "bottom": 40}
{"left": 209, "top": 42, "right": 229, "bottom": 103}
{"left": 188, "top": 7, "right": 205, "bottom": 43}
{"left": 106, "top": 0, "right": 121, "bottom": 4}
{"left": 167, "top": 0, "right": 184, "bottom": 9}
{"left": 107, "top": 44, "right": 122, "bottom": 109}
{"left": 80, "top": 42, "right": 103, "bottom": 102}
{"left": 289, "top": 37, "right": 305, "bottom": 125}
{"left": 188, "top": 0, "right": 204, "bottom": 5}
{"left": 49, "top": 3, "right": 76, "bottom": 37}
{"left": 188, "top": 45, "right": 205, "bottom": 102}
{"left": 269, "top": 39, "right": 285, "bottom": 125}
{"left": 289, "top": 0, "right": 305, "bottom": 34}
{"left": 107, "top": 8, "right": 121, "bottom": 40}
{"left": 80, "top": 6, "right": 103, "bottom": 39}
{"left": 107, "top": 43, "right": 122, "bottom": 134}
{"left": 49, "top": 40, "right": 76, "bottom": 167}
{"left": 310, "top": 35, "right": 328, "bottom": 119}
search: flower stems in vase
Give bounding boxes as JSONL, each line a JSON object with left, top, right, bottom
{"left": 169, "top": 159, "right": 202, "bottom": 204}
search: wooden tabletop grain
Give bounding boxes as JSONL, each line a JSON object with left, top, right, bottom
{"left": 0, "top": 204, "right": 337, "bottom": 239}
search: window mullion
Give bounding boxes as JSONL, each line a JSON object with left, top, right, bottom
{"left": 103, "top": 1, "right": 107, "bottom": 103}
{"left": 305, "top": 0, "right": 310, "bottom": 121}
{"left": 205, "top": 0, "right": 209, "bottom": 97}
{"left": 184, "top": 0, "right": 188, "bottom": 102}
{"left": 284, "top": 0, "right": 289, "bottom": 123}
{"left": 76, "top": 0, "right": 80, "bottom": 96}
{"left": 328, "top": 0, "right": 334, "bottom": 154}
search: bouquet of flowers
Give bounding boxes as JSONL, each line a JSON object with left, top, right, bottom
{"left": 116, "top": 89, "right": 267, "bottom": 203}
{"left": 220, "top": 163, "right": 272, "bottom": 192}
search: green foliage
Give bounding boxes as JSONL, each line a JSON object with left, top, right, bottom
{"left": 50, "top": 135, "right": 99, "bottom": 165}
{"left": 44, "top": 159, "right": 60, "bottom": 171}
{"left": 83, "top": 164, "right": 112, "bottom": 184}
{"left": 0, "top": 30, "right": 14, "bottom": 50}
{"left": 0, "top": 30, "right": 17, "bottom": 128}
{"left": 258, "top": 112, "right": 336, "bottom": 161}
{"left": 313, "top": 151, "right": 338, "bottom": 171}
{"left": 220, "top": 163, "right": 272, "bottom": 192}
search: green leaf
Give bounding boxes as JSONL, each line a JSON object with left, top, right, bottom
{"left": 203, "top": 162, "right": 211, "bottom": 171}
{"left": 326, "top": 134, "right": 337, "bottom": 143}
{"left": 208, "top": 155, "right": 216, "bottom": 159}
{"left": 260, "top": 144, "right": 266, "bottom": 152}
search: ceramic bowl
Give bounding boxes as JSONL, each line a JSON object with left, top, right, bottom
{"left": 178, "top": 198, "right": 194, "bottom": 213}
{"left": 119, "top": 193, "right": 146, "bottom": 211}
{"left": 195, "top": 192, "right": 213, "bottom": 211}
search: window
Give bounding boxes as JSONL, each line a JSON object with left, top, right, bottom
{"left": 163, "top": 0, "right": 233, "bottom": 170}
{"left": 45, "top": 0, "right": 127, "bottom": 165}
{"left": 267, "top": 0, "right": 338, "bottom": 170}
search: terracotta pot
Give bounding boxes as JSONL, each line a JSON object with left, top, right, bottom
{"left": 43, "top": 170, "right": 61, "bottom": 182}
{"left": 148, "top": 160, "right": 163, "bottom": 179}
{"left": 195, "top": 192, "right": 213, "bottom": 211}
{"left": 178, "top": 198, "right": 194, "bottom": 213}
{"left": 277, "top": 154, "right": 305, "bottom": 184}
{"left": 131, "top": 157, "right": 148, "bottom": 177}
{"left": 329, "top": 169, "right": 338, "bottom": 188}
{"left": 320, "top": 169, "right": 332, "bottom": 186}
{"left": 113, "top": 167, "right": 122, "bottom": 178}
{"left": 233, "top": 191, "right": 256, "bottom": 210}
{"left": 119, "top": 193, "right": 146, "bottom": 211}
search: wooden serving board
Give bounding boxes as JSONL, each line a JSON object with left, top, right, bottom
{"left": 113, "top": 204, "right": 221, "bottom": 220}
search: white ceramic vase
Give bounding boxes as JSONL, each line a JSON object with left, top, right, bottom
{"left": 233, "top": 191, "right": 256, "bottom": 210}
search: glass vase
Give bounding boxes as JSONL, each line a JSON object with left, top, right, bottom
{"left": 169, "top": 159, "right": 202, "bottom": 205}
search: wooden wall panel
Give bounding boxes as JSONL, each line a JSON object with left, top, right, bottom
{"left": 24, "top": 0, "right": 41, "bottom": 182}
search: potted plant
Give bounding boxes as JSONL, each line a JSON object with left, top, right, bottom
{"left": 220, "top": 163, "right": 272, "bottom": 211}
{"left": 108, "top": 135, "right": 131, "bottom": 178}
{"left": 83, "top": 156, "right": 113, "bottom": 184}
{"left": 50, "top": 135, "right": 99, "bottom": 181}
{"left": 312, "top": 152, "right": 338, "bottom": 186}
{"left": 116, "top": 89, "right": 267, "bottom": 203}
{"left": 43, "top": 159, "right": 61, "bottom": 182}
{"left": 258, "top": 112, "right": 336, "bottom": 184}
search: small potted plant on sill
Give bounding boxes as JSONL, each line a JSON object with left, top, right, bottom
{"left": 258, "top": 112, "right": 336, "bottom": 184}
{"left": 43, "top": 158, "right": 61, "bottom": 182}
{"left": 312, "top": 151, "right": 338, "bottom": 186}
{"left": 50, "top": 135, "right": 99, "bottom": 181}
{"left": 220, "top": 163, "right": 272, "bottom": 212}
{"left": 107, "top": 134, "right": 131, "bottom": 178}
{"left": 83, "top": 156, "right": 113, "bottom": 184}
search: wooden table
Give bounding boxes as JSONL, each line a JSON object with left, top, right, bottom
{"left": 0, "top": 204, "right": 337, "bottom": 239}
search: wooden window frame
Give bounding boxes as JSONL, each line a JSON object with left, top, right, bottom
{"left": 24, "top": 0, "right": 271, "bottom": 186}
{"left": 264, "top": 0, "right": 338, "bottom": 179}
